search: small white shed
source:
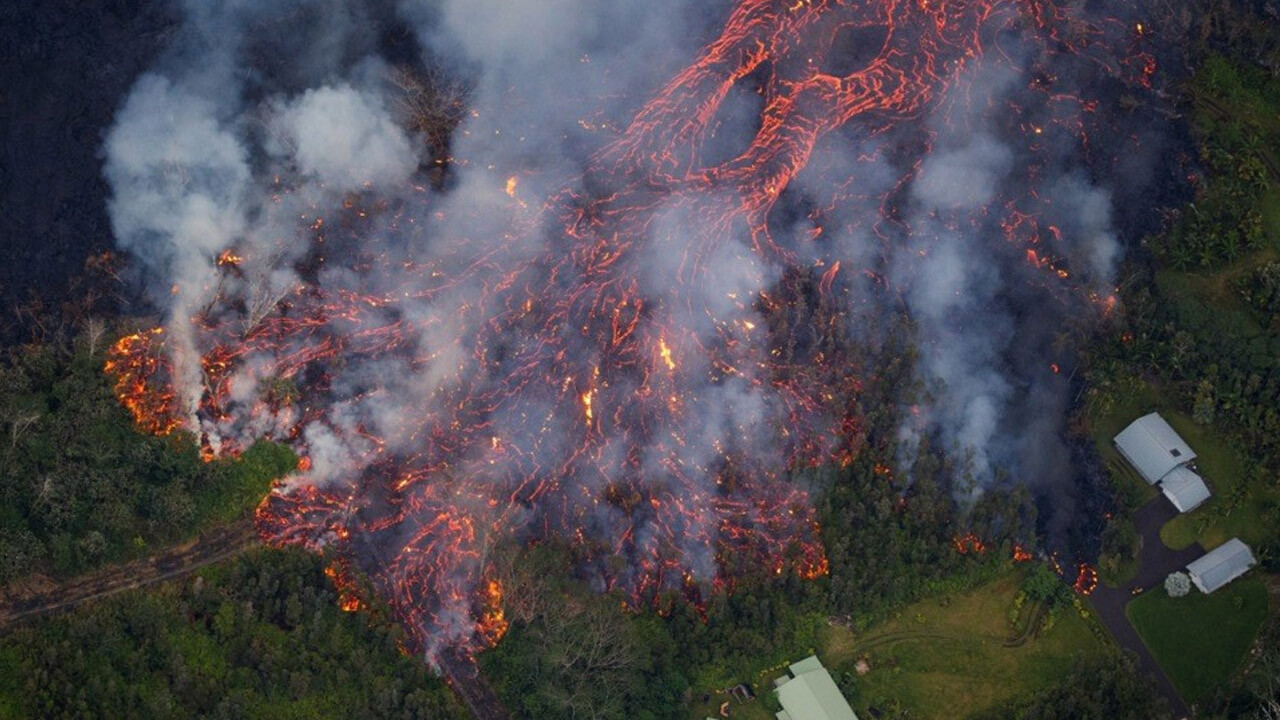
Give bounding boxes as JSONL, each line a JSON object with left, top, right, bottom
{"left": 1187, "top": 538, "right": 1257, "bottom": 594}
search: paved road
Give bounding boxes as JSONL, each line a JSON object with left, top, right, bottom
{"left": 1090, "top": 497, "right": 1205, "bottom": 720}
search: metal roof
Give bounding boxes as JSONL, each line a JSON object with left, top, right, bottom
{"left": 1187, "top": 538, "right": 1257, "bottom": 594}
{"left": 776, "top": 656, "right": 858, "bottom": 720}
{"left": 1160, "top": 466, "right": 1211, "bottom": 513}
{"left": 1114, "top": 413, "right": 1196, "bottom": 484}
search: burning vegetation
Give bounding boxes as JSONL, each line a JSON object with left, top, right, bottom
{"left": 104, "top": 0, "right": 1172, "bottom": 661}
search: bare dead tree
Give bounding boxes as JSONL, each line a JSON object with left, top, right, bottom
{"left": 242, "top": 253, "right": 294, "bottom": 336}
{"left": 491, "top": 544, "right": 553, "bottom": 624}
{"left": 83, "top": 317, "right": 108, "bottom": 357}
{"left": 387, "top": 65, "right": 470, "bottom": 154}
{"left": 7, "top": 412, "right": 41, "bottom": 450}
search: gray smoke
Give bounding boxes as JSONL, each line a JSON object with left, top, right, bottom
{"left": 102, "top": 0, "right": 1168, "bottom": 652}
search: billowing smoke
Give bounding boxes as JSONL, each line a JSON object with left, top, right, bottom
{"left": 103, "top": 0, "right": 1177, "bottom": 656}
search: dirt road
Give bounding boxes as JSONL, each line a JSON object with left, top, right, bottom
{"left": 0, "top": 519, "right": 260, "bottom": 630}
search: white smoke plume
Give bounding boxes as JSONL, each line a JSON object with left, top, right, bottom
{"left": 102, "top": 0, "right": 1176, "bottom": 654}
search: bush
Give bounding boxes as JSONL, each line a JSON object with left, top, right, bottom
{"left": 1022, "top": 564, "right": 1070, "bottom": 607}
{"left": 1165, "top": 571, "right": 1192, "bottom": 598}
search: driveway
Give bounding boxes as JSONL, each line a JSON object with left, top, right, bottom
{"left": 1090, "top": 496, "right": 1205, "bottom": 720}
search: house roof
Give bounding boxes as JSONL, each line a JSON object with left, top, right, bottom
{"left": 1114, "top": 413, "right": 1196, "bottom": 484}
{"left": 1160, "top": 466, "right": 1211, "bottom": 513}
{"left": 1187, "top": 538, "right": 1257, "bottom": 594}
{"left": 776, "top": 656, "right": 858, "bottom": 720}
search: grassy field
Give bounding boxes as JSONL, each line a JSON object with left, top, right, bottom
{"left": 683, "top": 570, "right": 1106, "bottom": 720}
{"left": 819, "top": 570, "right": 1107, "bottom": 720}
{"left": 1127, "top": 574, "right": 1270, "bottom": 703}
{"left": 1160, "top": 472, "right": 1279, "bottom": 551}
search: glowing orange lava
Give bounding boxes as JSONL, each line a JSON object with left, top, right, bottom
{"left": 107, "top": 0, "right": 1157, "bottom": 659}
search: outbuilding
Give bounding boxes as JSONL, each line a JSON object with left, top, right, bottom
{"left": 1158, "top": 466, "right": 1212, "bottom": 513}
{"left": 1114, "top": 413, "right": 1211, "bottom": 513}
{"left": 1186, "top": 538, "right": 1257, "bottom": 594}
{"left": 774, "top": 655, "right": 858, "bottom": 720}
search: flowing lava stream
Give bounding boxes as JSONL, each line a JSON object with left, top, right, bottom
{"left": 107, "top": 0, "right": 1154, "bottom": 659}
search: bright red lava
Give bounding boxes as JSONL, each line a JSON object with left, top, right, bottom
{"left": 108, "top": 0, "right": 1154, "bottom": 659}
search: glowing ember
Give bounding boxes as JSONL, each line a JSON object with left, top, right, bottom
{"left": 1072, "top": 563, "right": 1099, "bottom": 595}
{"left": 658, "top": 338, "right": 677, "bottom": 372}
{"left": 325, "top": 559, "right": 367, "bottom": 613}
{"left": 476, "top": 579, "right": 509, "bottom": 647}
{"left": 1011, "top": 544, "right": 1033, "bottom": 563}
{"left": 953, "top": 533, "right": 988, "bottom": 555}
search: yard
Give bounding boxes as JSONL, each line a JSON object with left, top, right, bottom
{"left": 1087, "top": 379, "right": 1276, "bottom": 555}
{"left": 1139, "top": 288, "right": 1280, "bottom": 552}
{"left": 1127, "top": 574, "right": 1270, "bottom": 704}
{"left": 684, "top": 570, "right": 1107, "bottom": 720}
{"left": 821, "top": 570, "right": 1107, "bottom": 720}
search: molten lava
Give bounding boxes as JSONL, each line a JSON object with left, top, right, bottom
{"left": 107, "top": 0, "right": 1159, "bottom": 659}
{"left": 1072, "top": 563, "right": 1099, "bottom": 595}
{"left": 953, "top": 532, "right": 988, "bottom": 555}
{"left": 105, "top": 329, "right": 182, "bottom": 436}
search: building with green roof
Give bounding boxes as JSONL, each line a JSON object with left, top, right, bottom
{"left": 773, "top": 655, "right": 858, "bottom": 720}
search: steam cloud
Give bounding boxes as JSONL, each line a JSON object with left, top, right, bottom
{"left": 103, "top": 0, "right": 1174, "bottom": 654}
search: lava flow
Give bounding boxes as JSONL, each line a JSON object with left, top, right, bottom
{"left": 107, "top": 0, "right": 1160, "bottom": 660}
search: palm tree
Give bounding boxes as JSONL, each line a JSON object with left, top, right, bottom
{"left": 1169, "top": 243, "right": 1194, "bottom": 271}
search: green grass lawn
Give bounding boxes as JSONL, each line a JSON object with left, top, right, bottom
{"left": 1157, "top": 247, "right": 1280, "bottom": 318}
{"left": 1152, "top": 411, "right": 1262, "bottom": 550}
{"left": 1127, "top": 574, "right": 1270, "bottom": 703}
{"left": 818, "top": 570, "right": 1107, "bottom": 720}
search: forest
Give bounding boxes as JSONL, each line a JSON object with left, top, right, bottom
{"left": 0, "top": 549, "right": 465, "bottom": 719}
{"left": 2, "top": 1, "right": 1280, "bottom": 718}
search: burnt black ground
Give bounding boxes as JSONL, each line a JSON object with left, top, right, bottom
{"left": 1090, "top": 496, "right": 1206, "bottom": 720}
{"left": 0, "top": 0, "right": 174, "bottom": 340}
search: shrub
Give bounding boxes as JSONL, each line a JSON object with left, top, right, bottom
{"left": 1165, "top": 571, "right": 1192, "bottom": 598}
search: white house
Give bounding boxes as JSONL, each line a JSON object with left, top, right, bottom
{"left": 1186, "top": 538, "right": 1257, "bottom": 594}
{"left": 1114, "top": 413, "right": 1211, "bottom": 513}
